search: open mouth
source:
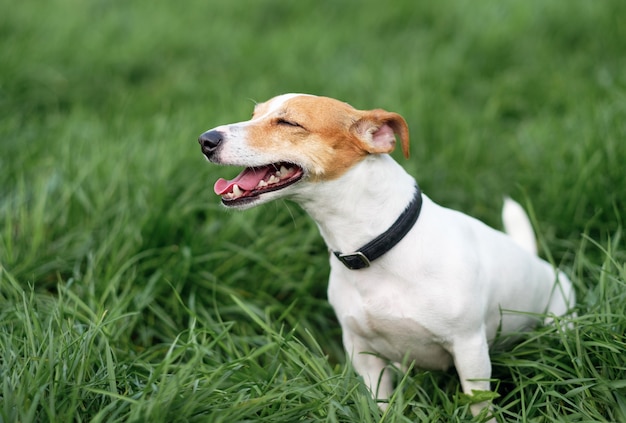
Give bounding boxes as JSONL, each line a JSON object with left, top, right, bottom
{"left": 213, "top": 162, "right": 304, "bottom": 206}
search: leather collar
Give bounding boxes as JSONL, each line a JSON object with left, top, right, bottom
{"left": 333, "top": 185, "right": 422, "bottom": 270}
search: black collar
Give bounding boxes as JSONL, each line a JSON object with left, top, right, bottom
{"left": 333, "top": 185, "right": 423, "bottom": 270}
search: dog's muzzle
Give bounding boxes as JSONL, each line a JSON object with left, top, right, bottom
{"left": 198, "top": 130, "right": 224, "bottom": 158}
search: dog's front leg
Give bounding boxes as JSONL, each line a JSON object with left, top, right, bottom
{"left": 354, "top": 351, "right": 394, "bottom": 409}
{"left": 451, "top": 331, "right": 495, "bottom": 419}
{"left": 344, "top": 333, "right": 393, "bottom": 409}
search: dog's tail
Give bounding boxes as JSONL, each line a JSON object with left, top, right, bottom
{"left": 502, "top": 197, "right": 537, "bottom": 255}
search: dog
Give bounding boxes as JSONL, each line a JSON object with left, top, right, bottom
{"left": 197, "top": 93, "right": 575, "bottom": 417}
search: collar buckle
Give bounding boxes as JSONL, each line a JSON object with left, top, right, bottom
{"left": 334, "top": 251, "right": 371, "bottom": 270}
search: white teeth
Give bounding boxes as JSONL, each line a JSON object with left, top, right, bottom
{"left": 251, "top": 166, "right": 295, "bottom": 191}
{"left": 232, "top": 184, "right": 242, "bottom": 197}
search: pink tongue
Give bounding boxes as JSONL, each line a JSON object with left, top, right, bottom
{"left": 213, "top": 166, "right": 271, "bottom": 195}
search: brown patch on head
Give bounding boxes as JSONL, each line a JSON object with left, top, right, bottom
{"left": 245, "top": 94, "right": 410, "bottom": 181}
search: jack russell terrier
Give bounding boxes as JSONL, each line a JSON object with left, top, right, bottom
{"left": 197, "top": 93, "right": 575, "bottom": 417}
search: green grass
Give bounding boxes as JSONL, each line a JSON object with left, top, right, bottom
{"left": 1, "top": 0, "right": 625, "bottom": 421}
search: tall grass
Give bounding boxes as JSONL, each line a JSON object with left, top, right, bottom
{"left": 1, "top": 0, "right": 625, "bottom": 421}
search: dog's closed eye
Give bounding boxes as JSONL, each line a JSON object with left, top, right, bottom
{"left": 276, "top": 118, "right": 304, "bottom": 129}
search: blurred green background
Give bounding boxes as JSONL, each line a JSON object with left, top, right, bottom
{"left": 1, "top": 0, "right": 625, "bottom": 421}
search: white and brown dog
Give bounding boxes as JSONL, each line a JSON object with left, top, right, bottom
{"left": 198, "top": 94, "right": 575, "bottom": 416}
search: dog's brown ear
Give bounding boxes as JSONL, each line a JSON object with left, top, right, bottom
{"left": 352, "top": 110, "right": 410, "bottom": 158}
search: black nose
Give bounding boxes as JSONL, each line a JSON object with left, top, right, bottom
{"left": 198, "top": 130, "right": 224, "bottom": 154}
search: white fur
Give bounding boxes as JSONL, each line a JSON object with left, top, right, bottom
{"left": 502, "top": 197, "right": 537, "bottom": 255}
{"left": 200, "top": 94, "right": 576, "bottom": 417}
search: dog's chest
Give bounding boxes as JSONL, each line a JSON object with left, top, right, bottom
{"left": 330, "top": 279, "right": 454, "bottom": 370}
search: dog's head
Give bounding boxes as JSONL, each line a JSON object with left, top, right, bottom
{"left": 198, "top": 93, "right": 409, "bottom": 209}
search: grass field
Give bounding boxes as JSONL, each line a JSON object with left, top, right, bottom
{"left": 1, "top": 0, "right": 625, "bottom": 421}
